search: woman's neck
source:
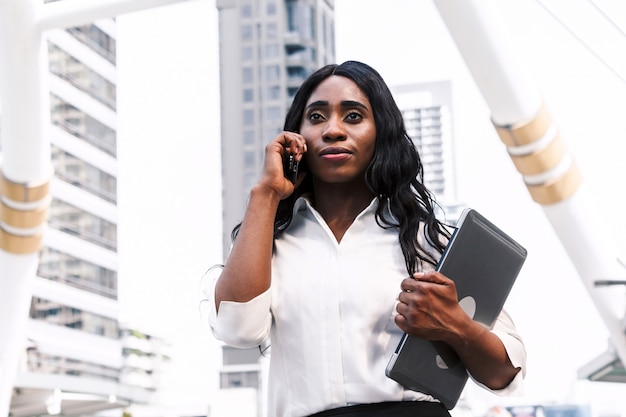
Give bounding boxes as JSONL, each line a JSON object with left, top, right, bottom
{"left": 311, "top": 181, "right": 376, "bottom": 243}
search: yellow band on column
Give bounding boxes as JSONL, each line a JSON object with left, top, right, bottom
{"left": 508, "top": 133, "right": 567, "bottom": 176}
{"left": 0, "top": 171, "right": 50, "bottom": 203}
{"left": 0, "top": 228, "right": 43, "bottom": 254}
{"left": 0, "top": 169, "right": 50, "bottom": 254}
{"left": 526, "top": 164, "right": 582, "bottom": 205}
{"left": 493, "top": 104, "right": 552, "bottom": 146}
{"left": 0, "top": 200, "right": 48, "bottom": 229}
{"left": 492, "top": 103, "right": 581, "bottom": 205}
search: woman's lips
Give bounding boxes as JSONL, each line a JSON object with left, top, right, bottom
{"left": 321, "top": 152, "right": 351, "bottom": 161}
{"left": 320, "top": 148, "right": 351, "bottom": 161}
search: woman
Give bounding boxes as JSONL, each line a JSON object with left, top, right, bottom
{"left": 204, "top": 61, "right": 525, "bottom": 417}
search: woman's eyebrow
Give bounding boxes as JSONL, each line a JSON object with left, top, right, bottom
{"left": 305, "top": 100, "right": 368, "bottom": 110}
{"left": 340, "top": 100, "right": 368, "bottom": 110}
{"left": 305, "top": 100, "right": 328, "bottom": 110}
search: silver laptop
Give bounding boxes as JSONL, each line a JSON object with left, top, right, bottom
{"left": 385, "top": 208, "right": 527, "bottom": 409}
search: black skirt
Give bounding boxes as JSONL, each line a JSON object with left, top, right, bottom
{"left": 307, "top": 401, "right": 451, "bottom": 417}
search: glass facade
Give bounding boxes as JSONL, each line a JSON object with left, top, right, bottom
{"left": 48, "top": 198, "right": 117, "bottom": 251}
{"left": 50, "top": 94, "right": 117, "bottom": 156}
{"left": 66, "top": 24, "right": 116, "bottom": 64}
{"left": 29, "top": 297, "right": 119, "bottom": 338}
{"left": 48, "top": 43, "right": 116, "bottom": 110}
{"left": 38, "top": 247, "right": 117, "bottom": 299}
{"left": 25, "top": 351, "right": 119, "bottom": 382}
{"left": 51, "top": 145, "right": 117, "bottom": 203}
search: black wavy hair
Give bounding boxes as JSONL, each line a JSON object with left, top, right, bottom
{"left": 233, "top": 61, "right": 450, "bottom": 274}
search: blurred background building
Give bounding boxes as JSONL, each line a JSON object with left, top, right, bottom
{"left": 2, "top": 12, "right": 169, "bottom": 417}
{"left": 391, "top": 81, "right": 465, "bottom": 222}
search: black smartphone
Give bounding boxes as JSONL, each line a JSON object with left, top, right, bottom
{"left": 283, "top": 152, "right": 299, "bottom": 184}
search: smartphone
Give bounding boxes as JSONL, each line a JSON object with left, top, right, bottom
{"left": 283, "top": 152, "right": 299, "bottom": 184}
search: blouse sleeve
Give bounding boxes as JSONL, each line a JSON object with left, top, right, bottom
{"left": 470, "top": 308, "right": 527, "bottom": 396}
{"left": 200, "top": 266, "right": 273, "bottom": 349}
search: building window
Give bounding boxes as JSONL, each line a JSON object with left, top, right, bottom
{"left": 242, "top": 67, "right": 253, "bottom": 84}
{"left": 265, "top": 43, "right": 279, "bottom": 59}
{"left": 244, "top": 172, "right": 257, "bottom": 190}
{"left": 241, "top": 24, "right": 253, "bottom": 41}
{"left": 267, "top": 85, "right": 280, "bottom": 100}
{"left": 48, "top": 43, "right": 116, "bottom": 110}
{"left": 243, "top": 130, "right": 255, "bottom": 145}
{"left": 243, "top": 109, "right": 254, "bottom": 126}
{"left": 26, "top": 351, "right": 119, "bottom": 382}
{"left": 241, "top": 46, "right": 253, "bottom": 61}
{"left": 51, "top": 145, "right": 116, "bottom": 203}
{"left": 30, "top": 297, "right": 119, "bottom": 338}
{"left": 241, "top": 3, "right": 252, "bottom": 18}
{"left": 266, "top": 2, "right": 276, "bottom": 15}
{"left": 286, "top": 3, "right": 314, "bottom": 40}
{"left": 243, "top": 88, "right": 254, "bottom": 102}
{"left": 267, "top": 127, "right": 280, "bottom": 142}
{"left": 266, "top": 64, "right": 280, "bottom": 81}
{"left": 50, "top": 95, "right": 116, "bottom": 157}
{"left": 66, "top": 24, "right": 116, "bottom": 65}
{"left": 38, "top": 248, "right": 117, "bottom": 299}
{"left": 266, "top": 22, "right": 277, "bottom": 39}
{"left": 48, "top": 199, "right": 117, "bottom": 251}
{"left": 220, "top": 370, "right": 260, "bottom": 389}
{"left": 267, "top": 106, "right": 281, "bottom": 121}
{"left": 243, "top": 151, "right": 256, "bottom": 169}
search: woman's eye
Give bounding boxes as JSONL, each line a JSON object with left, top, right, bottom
{"left": 346, "top": 112, "right": 362, "bottom": 121}
{"left": 308, "top": 112, "right": 323, "bottom": 120}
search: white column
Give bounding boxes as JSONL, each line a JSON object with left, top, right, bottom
{"left": 0, "top": 0, "right": 51, "bottom": 415}
{"left": 37, "top": 0, "right": 192, "bottom": 31}
{"left": 433, "top": 0, "right": 626, "bottom": 366}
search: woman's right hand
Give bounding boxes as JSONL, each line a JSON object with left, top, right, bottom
{"left": 258, "top": 131, "right": 307, "bottom": 200}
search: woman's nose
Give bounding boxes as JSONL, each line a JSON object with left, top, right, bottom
{"left": 322, "top": 116, "right": 347, "bottom": 141}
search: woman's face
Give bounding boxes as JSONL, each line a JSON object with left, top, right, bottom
{"left": 300, "top": 75, "right": 376, "bottom": 185}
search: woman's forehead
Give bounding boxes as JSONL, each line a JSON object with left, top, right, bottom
{"left": 306, "top": 75, "right": 370, "bottom": 106}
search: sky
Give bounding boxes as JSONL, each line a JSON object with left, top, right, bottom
{"left": 116, "top": 0, "right": 626, "bottom": 415}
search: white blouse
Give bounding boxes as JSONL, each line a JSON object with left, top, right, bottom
{"left": 204, "top": 197, "right": 526, "bottom": 417}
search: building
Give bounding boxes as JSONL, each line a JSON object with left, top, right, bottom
{"left": 2, "top": 13, "right": 166, "bottom": 417}
{"left": 391, "top": 80, "right": 463, "bottom": 222}
{"left": 216, "top": 0, "right": 336, "bottom": 258}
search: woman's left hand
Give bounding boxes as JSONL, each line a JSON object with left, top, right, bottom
{"left": 394, "top": 271, "right": 470, "bottom": 343}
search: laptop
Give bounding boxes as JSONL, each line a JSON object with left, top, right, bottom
{"left": 385, "top": 208, "right": 527, "bottom": 409}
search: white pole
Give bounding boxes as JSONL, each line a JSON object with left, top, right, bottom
{"left": 0, "top": 0, "right": 51, "bottom": 415}
{"left": 433, "top": 0, "right": 626, "bottom": 365}
{"left": 37, "top": 0, "right": 192, "bottom": 32}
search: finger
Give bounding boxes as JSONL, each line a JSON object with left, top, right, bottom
{"left": 394, "top": 314, "right": 408, "bottom": 331}
{"left": 281, "top": 132, "right": 306, "bottom": 155}
{"left": 397, "top": 290, "right": 410, "bottom": 305}
{"left": 412, "top": 271, "right": 450, "bottom": 285}
{"left": 400, "top": 277, "right": 419, "bottom": 292}
{"left": 395, "top": 299, "right": 410, "bottom": 316}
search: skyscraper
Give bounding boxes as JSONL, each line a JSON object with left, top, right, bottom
{"left": 216, "top": 0, "right": 336, "bottom": 257}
